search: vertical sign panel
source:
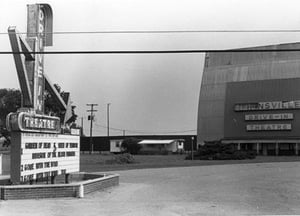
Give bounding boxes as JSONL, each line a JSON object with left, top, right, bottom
{"left": 27, "top": 4, "right": 53, "bottom": 113}
{"left": 34, "top": 7, "right": 45, "bottom": 113}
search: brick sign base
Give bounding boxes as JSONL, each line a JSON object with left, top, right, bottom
{"left": 0, "top": 173, "right": 119, "bottom": 200}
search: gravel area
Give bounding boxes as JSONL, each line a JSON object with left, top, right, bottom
{"left": 1, "top": 162, "right": 300, "bottom": 215}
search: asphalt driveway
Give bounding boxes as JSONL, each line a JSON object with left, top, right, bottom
{"left": 1, "top": 162, "right": 300, "bottom": 215}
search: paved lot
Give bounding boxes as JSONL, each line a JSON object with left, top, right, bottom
{"left": 1, "top": 162, "right": 300, "bottom": 215}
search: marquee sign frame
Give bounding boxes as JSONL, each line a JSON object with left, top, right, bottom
{"left": 6, "top": 112, "right": 61, "bottom": 134}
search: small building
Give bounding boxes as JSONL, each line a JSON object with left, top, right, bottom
{"left": 138, "top": 139, "right": 184, "bottom": 154}
{"left": 80, "top": 135, "right": 196, "bottom": 153}
{"left": 110, "top": 139, "right": 123, "bottom": 153}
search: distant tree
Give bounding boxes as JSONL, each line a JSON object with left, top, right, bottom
{"left": 0, "top": 84, "right": 78, "bottom": 127}
{"left": 44, "top": 84, "right": 78, "bottom": 126}
{"left": 121, "top": 137, "right": 142, "bottom": 154}
{"left": 45, "top": 84, "right": 66, "bottom": 120}
{"left": 66, "top": 105, "right": 78, "bottom": 127}
{"left": 0, "top": 86, "right": 78, "bottom": 145}
{"left": 0, "top": 127, "right": 10, "bottom": 147}
{"left": 0, "top": 89, "right": 21, "bottom": 127}
{"left": 0, "top": 89, "right": 21, "bottom": 146}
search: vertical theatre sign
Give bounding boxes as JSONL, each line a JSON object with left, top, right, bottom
{"left": 7, "top": 4, "right": 79, "bottom": 184}
{"left": 31, "top": 4, "right": 46, "bottom": 113}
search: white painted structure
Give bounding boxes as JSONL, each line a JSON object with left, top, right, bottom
{"left": 110, "top": 139, "right": 123, "bottom": 153}
{"left": 138, "top": 140, "right": 184, "bottom": 153}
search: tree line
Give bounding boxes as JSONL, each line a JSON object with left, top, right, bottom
{"left": 0, "top": 85, "right": 78, "bottom": 146}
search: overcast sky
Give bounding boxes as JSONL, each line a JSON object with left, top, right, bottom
{"left": 1, "top": 0, "right": 300, "bottom": 136}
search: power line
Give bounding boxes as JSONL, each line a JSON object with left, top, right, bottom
{"left": 94, "top": 123, "right": 196, "bottom": 134}
{"left": 4, "top": 29, "right": 300, "bottom": 35}
{"left": 126, "top": 129, "right": 197, "bottom": 134}
{"left": 3, "top": 48, "right": 300, "bottom": 55}
{"left": 94, "top": 123, "right": 126, "bottom": 132}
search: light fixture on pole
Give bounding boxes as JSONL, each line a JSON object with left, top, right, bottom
{"left": 191, "top": 136, "right": 194, "bottom": 160}
{"left": 107, "top": 103, "right": 111, "bottom": 137}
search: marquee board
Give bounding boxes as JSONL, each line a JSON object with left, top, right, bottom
{"left": 11, "top": 132, "right": 79, "bottom": 183}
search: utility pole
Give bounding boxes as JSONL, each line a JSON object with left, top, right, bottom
{"left": 80, "top": 117, "right": 84, "bottom": 136}
{"left": 87, "top": 103, "right": 98, "bottom": 154}
{"left": 191, "top": 136, "right": 194, "bottom": 160}
{"left": 107, "top": 103, "right": 111, "bottom": 137}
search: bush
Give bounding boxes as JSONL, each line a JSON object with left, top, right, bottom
{"left": 185, "top": 142, "right": 257, "bottom": 160}
{"left": 105, "top": 153, "right": 136, "bottom": 164}
{"left": 121, "top": 137, "right": 142, "bottom": 154}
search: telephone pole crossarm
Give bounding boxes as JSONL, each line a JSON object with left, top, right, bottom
{"left": 86, "top": 103, "right": 98, "bottom": 154}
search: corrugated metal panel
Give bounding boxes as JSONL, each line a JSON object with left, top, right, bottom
{"left": 201, "top": 67, "right": 225, "bottom": 84}
{"left": 246, "top": 62, "right": 272, "bottom": 80}
{"left": 198, "top": 116, "right": 224, "bottom": 142}
{"left": 198, "top": 100, "right": 225, "bottom": 117}
{"left": 275, "top": 43, "right": 300, "bottom": 61}
{"left": 207, "top": 42, "right": 300, "bottom": 67}
{"left": 199, "top": 83, "right": 226, "bottom": 100}
{"left": 230, "top": 66, "right": 249, "bottom": 82}
{"left": 208, "top": 52, "right": 232, "bottom": 67}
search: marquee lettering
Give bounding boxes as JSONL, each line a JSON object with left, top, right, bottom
{"left": 34, "top": 8, "right": 45, "bottom": 113}
{"left": 235, "top": 100, "right": 300, "bottom": 111}
{"left": 246, "top": 124, "right": 292, "bottom": 131}
{"left": 245, "top": 113, "right": 293, "bottom": 121}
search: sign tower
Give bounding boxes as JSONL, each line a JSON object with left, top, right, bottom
{"left": 7, "top": 4, "right": 80, "bottom": 184}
